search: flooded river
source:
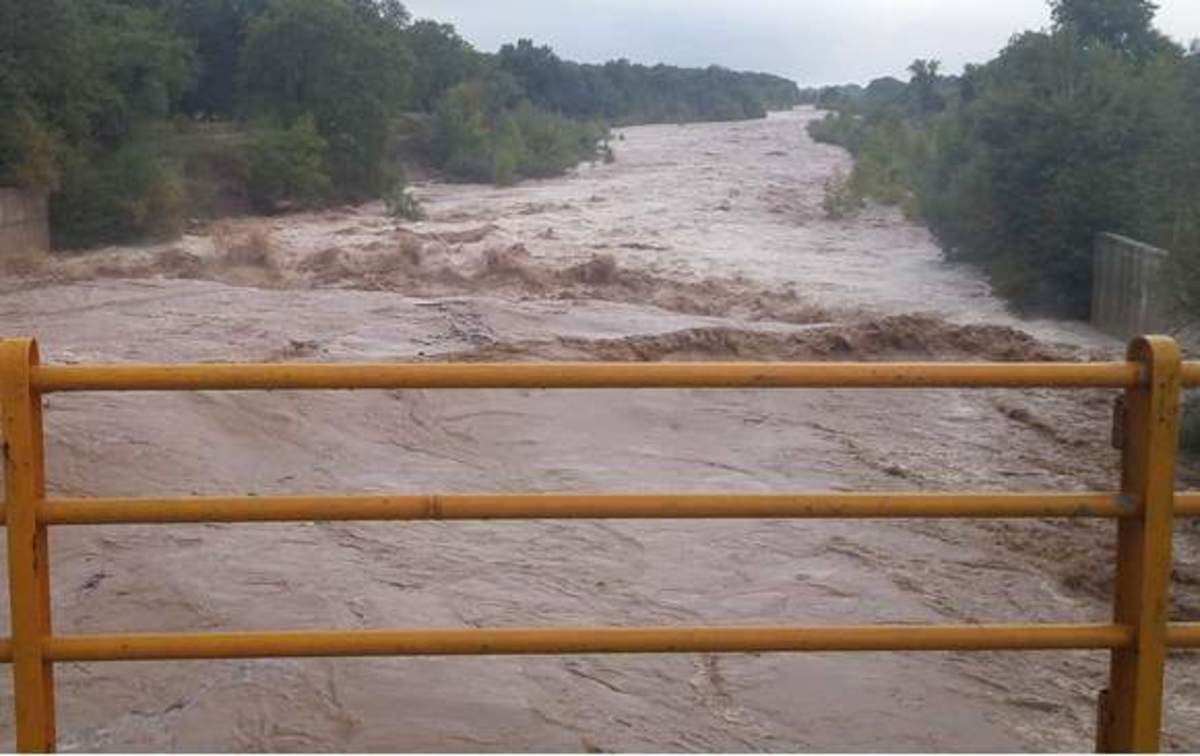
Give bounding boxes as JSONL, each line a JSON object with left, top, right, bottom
{"left": 0, "top": 107, "right": 1196, "bottom": 751}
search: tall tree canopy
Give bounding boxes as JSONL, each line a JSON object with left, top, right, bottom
{"left": 169, "top": 0, "right": 270, "bottom": 117}
{"left": 0, "top": 0, "right": 195, "bottom": 187}
{"left": 406, "top": 20, "right": 481, "bottom": 112}
{"left": 237, "top": 0, "right": 412, "bottom": 197}
{"left": 496, "top": 39, "right": 799, "bottom": 124}
{"left": 1050, "top": 0, "right": 1168, "bottom": 57}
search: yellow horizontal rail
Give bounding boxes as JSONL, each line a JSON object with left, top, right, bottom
{"left": 32, "top": 361, "right": 1144, "bottom": 392}
{"left": 35, "top": 492, "right": 1200, "bottom": 525}
{"left": 1173, "top": 493, "right": 1200, "bottom": 517}
{"left": 5, "top": 338, "right": 1200, "bottom": 752}
{"left": 1170, "top": 623, "right": 1200, "bottom": 648}
{"left": 41, "top": 624, "right": 1134, "bottom": 661}
{"left": 40, "top": 492, "right": 1137, "bottom": 524}
{"left": 0, "top": 623, "right": 1191, "bottom": 663}
{"left": 1183, "top": 363, "right": 1200, "bottom": 388}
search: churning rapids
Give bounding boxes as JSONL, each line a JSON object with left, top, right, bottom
{"left": 1, "top": 107, "right": 1198, "bottom": 751}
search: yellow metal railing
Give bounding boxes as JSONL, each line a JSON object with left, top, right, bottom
{"left": 2, "top": 335, "right": 1200, "bottom": 753}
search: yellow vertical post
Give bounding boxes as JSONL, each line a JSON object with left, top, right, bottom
{"left": 1099, "top": 336, "right": 1180, "bottom": 753}
{"left": 1, "top": 339, "right": 56, "bottom": 752}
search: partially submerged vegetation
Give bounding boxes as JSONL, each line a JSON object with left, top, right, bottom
{"left": 0, "top": 0, "right": 800, "bottom": 249}
{"left": 809, "top": 0, "right": 1200, "bottom": 319}
{"left": 430, "top": 80, "right": 611, "bottom": 186}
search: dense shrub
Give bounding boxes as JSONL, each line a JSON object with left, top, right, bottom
{"left": 244, "top": 116, "right": 331, "bottom": 212}
{"left": 430, "top": 77, "right": 607, "bottom": 185}
{"left": 157, "top": 122, "right": 253, "bottom": 219}
{"left": 821, "top": 169, "right": 864, "bottom": 220}
{"left": 511, "top": 102, "right": 606, "bottom": 178}
{"left": 51, "top": 141, "right": 185, "bottom": 248}
{"left": 430, "top": 79, "right": 499, "bottom": 182}
{"left": 0, "top": 110, "right": 61, "bottom": 190}
{"left": 807, "top": 111, "right": 869, "bottom": 153}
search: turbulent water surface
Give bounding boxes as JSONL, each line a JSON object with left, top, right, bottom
{"left": 1, "top": 107, "right": 1198, "bottom": 752}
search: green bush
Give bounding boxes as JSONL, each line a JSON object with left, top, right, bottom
{"left": 156, "top": 122, "right": 252, "bottom": 219}
{"left": 51, "top": 140, "right": 184, "bottom": 248}
{"left": 430, "top": 80, "right": 495, "bottom": 182}
{"left": 0, "top": 110, "right": 61, "bottom": 190}
{"left": 512, "top": 102, "right": 604, "bottom": 178}
{"left": 806, "top": 111, "right": 869, "bottom": 153}
{"left": 429, "top": 78, "right": 607, "bottom": 185}
{"left": 822, "top": 168, "right": 864, "bottom": 219}
{"left": 847, "top": 118, "right": 923, "bottom": 209}
{"left": 484, "top": 113, "right": 520, "bottom": 185}
{"left": 244, "top": 115, "right": 331, "bottom": 212}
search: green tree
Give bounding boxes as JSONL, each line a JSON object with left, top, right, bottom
{"left": 1, "top": 0, "right": 194, "bottom": 186}
{"left": 238, "top": 0, "right": 412, "bottom": 199}
{"left": 167, "top": 0, "right": 270, "bottom": 117}
{"left": 490, "top": 114, "right": 524, "bottom": 186}
{"left": 83, "top": 2, "right": 198, "bottom": 143}
{"left": 907, "top": 59, "right": 945, "bottom": 114}
{"left": 430, "top": 75, "right": 515, "bottom": 182}
{"left": 245, "top": 114, "right": 331, "bottom": 211}
{"left": 51, "top": 140, "right": 186, "bottom": 248}
{"left": 1, "top": 0, "right": 197, "bottom": 248}
{"left": 811, "top": 0, "right": 1198, "bottom": 318}
{"left": 1050, "top": 0, "right": 1161, "bottom": 56}
{"left": 0, "top": 0, "right": 87, "bottom": 186}
{"left": 406, "top": 20, "right": 481, "bottom": 111}
{"left": 346, "top": 0, "right": 409, "bottom": 29}
{"left": 428, "top": 71, "right": 606, "bottom": 186}
{"left": 0, "top": 111, "right": 59, "bottom": 189}
{"left": 925, "top": 30, "right": 1151, "bottom": 314}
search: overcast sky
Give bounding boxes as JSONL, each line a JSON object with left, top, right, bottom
{"left": 403, "top": 1, "right": 1200, "bottom": 86}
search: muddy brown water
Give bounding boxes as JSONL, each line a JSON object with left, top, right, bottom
{"left": 0, "top": 108, "right": 1197, "bottom": 751}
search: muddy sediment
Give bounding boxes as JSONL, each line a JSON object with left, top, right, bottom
{"left": 1, "top": 107, "right": 1197, "bottom": 752}
{"left": 441, "top": 314, "right": 1079, "bottom": 364}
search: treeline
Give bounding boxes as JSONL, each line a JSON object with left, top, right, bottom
{"left": 0, "top": 0, "right": 800, "bottom": 249}
{"left": 808, "top": 0, "right": 1200, "bottom": 319}
{"left": 496, "top": 40, "right": 801, "bottom": 124}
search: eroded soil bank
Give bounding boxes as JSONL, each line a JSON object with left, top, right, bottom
{"left": 1, "top": 107, "right": 1197, "bottom": 751}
